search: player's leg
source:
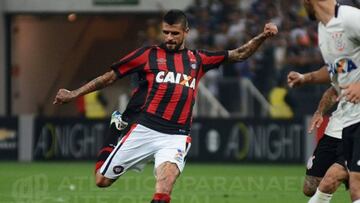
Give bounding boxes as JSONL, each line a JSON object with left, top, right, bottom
{"left": 308, "top": 163, "right": 348, "bottom": 203}
{"left": 342, "top": 123, "right": 360, "bottom": 202}
{"left": 95, "top": 172, "right": 115, "bottom": 188}
{"left": 318, "top": 163, "right": 348, "bottom": 193}
{"left": 151, "top": 162, "right": 180, "bottom": 203}
{"left": 303, "top": 176, "right": 322, "bottom": 196}
{"left": 151, "top": 134, "right": 191, "bottom": 203}
{"left": 95, "top": 111, "right": 128, "bottom": 173}
{"left": 347, "top": 126, "right": 360, "bottom": 202}
{"left": 96, "top": 123, "right": 151, "bottom": 188}
{"left": 349, "top": 172, "right": 360, "bottom": 202}
{"left": 304, "top": 135, "right": 340, "bottom": 196}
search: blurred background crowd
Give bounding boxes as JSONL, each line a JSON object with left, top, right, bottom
{"left": 138, "top": 0, "right": 327, "bottom": 118}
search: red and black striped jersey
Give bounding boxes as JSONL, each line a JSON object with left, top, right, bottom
{"left": 121, "top": 73, "right": 148, "bottom": 124}
{"left": 111, "top": 45, "right": 227, "bottom": 135}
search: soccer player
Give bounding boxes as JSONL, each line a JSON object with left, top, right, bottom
{"left": 54, "top": 9, "right": 277, "bottom": 203}
{"left": 288, "top": 0, "right": 360, "bottom": 202}
{"left": 289, "top": 71, "right": 348, "bottom": 203}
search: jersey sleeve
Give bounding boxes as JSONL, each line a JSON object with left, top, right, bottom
{"left": 110, "top": 46, "right": 150, "bottom": 78}
{"left": 198, "top": 50, "right": 228, "bottom": 72}
{"left": 342, "top": 6, "right": 360, "bottom": 41}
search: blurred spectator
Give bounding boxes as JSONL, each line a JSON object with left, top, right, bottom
{"left": 84, "top": 91, "right": 108, "bottom": 119}
{"left": 269, "top": 75, "right": 294, "bottom": 119}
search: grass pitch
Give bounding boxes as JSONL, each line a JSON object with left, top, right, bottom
{"left": 0, "top": 162, "right": 350, "bottom": 203}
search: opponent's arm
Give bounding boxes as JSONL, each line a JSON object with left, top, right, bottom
{"left": 287, "top": 66, "right": 330, "bottom": 88}
{"left": 316, "top": 86, "right": 338, "bottom": 115}
{"left": 227, "top": 23, "right": 278, "bottom": 62}
{"left": 53, "top": 70, "right": 117, "bottom": 104}
{"left": 308, "top": 86, "right": 338, "bottom": 133}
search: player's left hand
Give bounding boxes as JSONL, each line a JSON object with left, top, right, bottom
{"left": 338, "top": 83, "right": 360, "bottom": 104}
{"left": 308, "top": 111, "right": 323, "bottom": 134}
{"left": 263, "top": 23, "right": 278, "bottom": 38}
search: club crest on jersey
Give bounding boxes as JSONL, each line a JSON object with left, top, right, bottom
{"left": 331, "top": 32, "right": 345, "bottom": 51}
{"left": 191, "top": 62, "right": 197, "bottom": 69}
{"left": 156, "top": 71, "right": 196, "bottom": 89}
{"left": 327, "top": 58, "right": 358, "bottom": 74}
{"left": 190, "top": 59, "right": 197, "bottom": 69}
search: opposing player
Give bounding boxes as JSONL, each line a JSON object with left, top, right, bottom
{"left": 289, "top": 70, "right": 348, "bottom": 203}
{"left": 53, "top": 9, "right": 278, "bottom": 203}
{"left": 288, "top": 0, "right": 360, "bottom": 202}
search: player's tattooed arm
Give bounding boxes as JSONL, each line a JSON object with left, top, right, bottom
{"left": 53, "top": 70, "right": 117, "bottom": 104}
{"left": 228, "top": 23, "right": 278, "bottom": 62}
{"left": 308, "top": 86, "right": 338, "bottom": 133}
{"left": 316, "top": 86, "right": 338, "bottom": 115}
{"left": 72, "top": 70, "right": 117, "bottom": 97}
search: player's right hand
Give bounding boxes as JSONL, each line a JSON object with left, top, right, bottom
{"left": 53, "top": 89, "right": 76, "bottom": 104}
{"left": 263, "top": 23, "right": 278, "bottom": 37}
{"left": 287, "top": 71, "right": 305, "bottom": 88}
{"left": 308, "top": 111, "right": 323, "bottom": 134}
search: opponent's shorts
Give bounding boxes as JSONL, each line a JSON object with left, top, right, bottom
{"left": 343, "top": 122, "right": 360, "bottom": 172}
{"left": 306, "top": 135, "right": 346, "bottom": 177}
{"left": 100, "top": 124, "right": 192, "bottom": 180}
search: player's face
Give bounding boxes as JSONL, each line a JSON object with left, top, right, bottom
{"left": 162, "top": 22, "right": 188, "bottom": 51}
{"left": 303, "top": 0, "right": 317, "bottom": 21}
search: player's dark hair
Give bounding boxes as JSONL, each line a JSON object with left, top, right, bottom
{"left": 353, "top": 0, "right": 360, "bottom": 8}
{"left": 163, "top": 9, "right": 189, "bottom": 29}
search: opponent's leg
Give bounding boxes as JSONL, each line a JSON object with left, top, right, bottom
{"left": 308, "top": 163, "right": 348, "bottom": 203}
{"left": 303, "top": 175, "right": 322, "bottom": 196}
{"left": 151, "top": 162, "right": 180, "bottom": 203}
{"left": 308, "top": 188, "right": 333, "bottom": 203}
{"left": 349, "top": 172, "right": 360, "bottom": 202}
{"left": 318, "top": 163, "right": 348, "bottom": 194}
{"left": 304, "top": 135, "right": 343, "bottom": 196}
{"left": 343, "top": 123, "right": 360, "bottom": 202}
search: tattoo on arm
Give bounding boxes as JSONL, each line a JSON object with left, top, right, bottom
{"left": 72, "top": 70, "right": 117, "bottom": 97}
{"left": 317, "top": 87, "right": 338, "bottom": 115}
{"left": 228, "top": 33, "right": 267, "bottom": 62}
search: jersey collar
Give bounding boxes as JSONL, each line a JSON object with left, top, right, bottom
{"left": 335, "top": 3, "right": 340, "bottom": 18}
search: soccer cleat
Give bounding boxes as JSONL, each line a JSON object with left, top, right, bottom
{"left": 110, "top": 111, "right": 128, "bottom": 130}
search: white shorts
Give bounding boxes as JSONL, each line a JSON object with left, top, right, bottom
{"left": 99, "top": 124, "right": 191, "bottom": 180}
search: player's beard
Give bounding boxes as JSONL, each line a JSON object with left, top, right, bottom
{"left": 164, "top": 40, "right": 184, "bottom": 52}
